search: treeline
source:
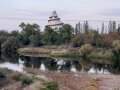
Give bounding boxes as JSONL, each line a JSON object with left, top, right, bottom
{"left": 0, "top": 30, "right": 19, "bottom": 55}
{"left": 43, "top": 21, "right": 120, "bottom": 48}
{"left": 0, "top": 21, "right": 120, "bottom": 55}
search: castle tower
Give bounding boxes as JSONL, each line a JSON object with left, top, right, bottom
{"left": 47, "top": 11, "right": 63, "bottom": 31}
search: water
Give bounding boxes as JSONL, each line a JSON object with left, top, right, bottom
{"left": 0, "top": 54, "right": 119, "bottom": 75}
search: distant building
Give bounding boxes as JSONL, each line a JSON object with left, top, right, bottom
{"left": 47, "top": 11, "right": 63, "bottom": 31}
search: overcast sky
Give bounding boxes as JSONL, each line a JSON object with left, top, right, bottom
{"left": 0, "top": 0, "right": 120, "bottom": 31}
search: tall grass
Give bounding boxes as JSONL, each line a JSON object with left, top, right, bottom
{"left": 18, "top": 47, "right": 51, "bottom": 54}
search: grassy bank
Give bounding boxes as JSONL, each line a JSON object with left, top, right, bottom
{"left": 50, "top": 53, "right": 82, "bottom": 59}
{"left": 18, "top": 47, "right": 115, "bottom": 60}
{"left": 18, "top": 47, "right": 51, "bottom": 55}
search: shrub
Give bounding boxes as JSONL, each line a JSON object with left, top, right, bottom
{"left": 0, "top": 72, "right": 6, "bottom": 78}
{"left": 115, "top": 45, "right": 120, "bottom": 53}
{"left": 41, "top": 82, "right": 58, "bottom": 90}
{"left": 79, "top": 44, "right": 92, "bottom": 57}
{"left": 112, "top": 40, "right": 120, "bottom": 58}
{"left": 112, "top": 40, "right": 120, "bottom": 48}
{"left": 21, "top": 76, "right": 33, "bottom": 86}
{"left": 11, "top": 73, "right": 22, "bottom": 81}
{"left": 1, "top": 36, "right": 20, "bottom": 55}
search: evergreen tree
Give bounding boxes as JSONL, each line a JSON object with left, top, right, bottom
{"left": 101, "top": 23, "right": 105, "bottom": 34}
{"left": 78, "top": 22, "right": 81, "bottom": 33}
{"left": 75, "top": 24, "right": 78, "bottom": 35}
{"left": 108, "top": 21, "right": 113, "bottom": 33}
{"left": 83, "top": 21, "right": 89, "bottom": 34}
{"left": 108, "top": 21, "right": 116, "bottom": 33}
{"left": 113, "top": 21, "right": 116, "bottom": 32}
{"left": 117, "top": 24, "right": 120, "bottom": 35}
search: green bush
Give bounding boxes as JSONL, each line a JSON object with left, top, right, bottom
{"left": 79, "top": 44, "right": 92, "bottom": 57}
{"left": 41, "top": 82, "right": 58, "bottom": 90}
{"left": 21, "top": 76, "right": 33, "bottom": 86}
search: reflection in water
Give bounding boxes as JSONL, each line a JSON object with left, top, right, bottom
{"left": 0, "top": 54, "right": 120, "bottom": 75}
{"left": 71, "top": 65, "right": 77, "bottom": 72}
{"left": 57, "top": 60, "right": 65, "bottom": 65}
{"left": 88, "top": 67, "right": 110, "bottom": 74}
{"left": 108, "top": 59, "right": 120, "bottom": 74}
{"left": 79, "top": 59, "right": 93, "bottom": 73}
{"left": 0, "top": 62, "right": 24, "bottom": 72}
{"left": 40, "top": 62, "right": 46, "bottom": 71}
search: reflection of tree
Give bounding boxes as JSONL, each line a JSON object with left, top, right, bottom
{"left": 108, "top": 59, "right": 120, "bottom": 74}
{"left": 20, "top": 56, "right": 58, "bottom": 70}
{"left": 93, "top": 63, "right": 108, "bottom": 74}
{"left": 71, "top": 61, "right": 82, "bottom": 71}
{"left": 79, "top": 58, "right": 93, "bottom": 72}
{"left": 1, "top": 54, "right": 19, "bottom": 64}
{"left": 20, "top": 56, "right": 31, "bottom": 67}
{"left": 20, "top": 56, "right": 43, "bottom": 68}
{"left": 30, "top": 57, "right": 42, "bottom": 68}
{"left": 0, "top": 57, "right": 5, "bottom": 63}
{"left": 44, "top": 59, "right": 57, "bottom": 71}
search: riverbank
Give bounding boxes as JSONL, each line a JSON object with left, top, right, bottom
{"left": 0, "top": 68, "right": 58, "bottom": 90}
{"left": 26, "top": 68, "right": 120, "bottom": 90}
{"left": 18, "top": 46, "right": 115, "bottom": 60}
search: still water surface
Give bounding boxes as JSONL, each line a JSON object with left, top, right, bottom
{"left": 0, "top": 55, "right": 119, "bottom": 75}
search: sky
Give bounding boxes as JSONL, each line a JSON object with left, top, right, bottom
{"left": 0, "top": 0, "right": 120, "bottom": 31}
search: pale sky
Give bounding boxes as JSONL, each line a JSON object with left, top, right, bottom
{"left": 0, "top": 0, "right": 120, "bottom": 31}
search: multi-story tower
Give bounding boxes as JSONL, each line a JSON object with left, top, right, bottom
{"left": 47, "top": 11, "right": 63, "bottom": 31}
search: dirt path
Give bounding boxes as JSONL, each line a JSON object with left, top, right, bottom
{"left": 97, "top": 75, "right": 120, "bottom": 90}
{"left": 26, "top": 68, "right": 120, "bottom": 90}
{"left": 26, "top": 69, "right": 94, "bottom": 90}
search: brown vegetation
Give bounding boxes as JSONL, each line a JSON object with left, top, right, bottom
{"left": 0, "top": 68, "right": 57, "bottom": 90}
{"left": 26, "top": 68, "right": 120, "bottom": 90}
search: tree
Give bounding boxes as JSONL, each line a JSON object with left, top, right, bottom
{"left": 29, "top": 28, "right": 41, "bottom": 47}
{"left": 78, "top": 22, "right": 81, "bottom": 33}
{"left": 0, "top": 30, "right": 10, "bottom": 54}
{"left": 75, "top": 22, "right": 81, "bottom": 35}
{"left": 1, "top": 37, "right": 20, "bottom": 55}
{"left": 113, "top": 21, "right": 116, "bottom": 32}
{"left": 43, "top": 26, "right": 58, "bottom": 45}
{"left": 83, "top": 21, "right": 89, "bottom": 34}
{"left": 10, "top": 30, "right": 19, "bottom": 37}
{"left": 88, "top": 29, "right": 99, "bottom": 46}
{"left": 59, "top": 24, "right": 74, "bottom": 44}
{"left": 101, "top": 23, "right": 105, "bottom": 34}
{"left": 75, "top": 24, "right": 78, "bottom": 35}
{"left": 0, "top": 30, "right": 10, "bottom": 36}
{"left": 19, "top": 23, "right": 41, "bottom": 46}
{"left": 108, "top": 21, "right": 116, "bottom": 33}
{"left": 108, "top": 21, "right": 113, "bottom": 33}
{"left": 71, "top": 33, "right": 84, "bottom": 47}
{"left": 79, "top": 44, "right": 92, "bottom": 57}
{"left": 117, "top": 24, "right": 120, "bottom": 35}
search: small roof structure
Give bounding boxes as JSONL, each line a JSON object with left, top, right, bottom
{"left": 50, "top": 11, "right": 58, "bottom": 18}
